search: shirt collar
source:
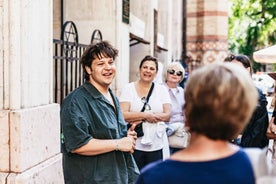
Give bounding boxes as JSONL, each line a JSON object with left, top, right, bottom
{"left": 83, "top": 81, "right": 112, "bottom": 99}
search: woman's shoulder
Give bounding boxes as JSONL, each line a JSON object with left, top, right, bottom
{"left": 138, "top": 160, "right": 175, "bottom": 178}
{"left": 121, "top": 82, "right": 135, "bottom": 91}
{"left": 176, "top": 86, "right": 184, "bottom": 93}
{"left": 154, "top": 82, "right": 168, "bottom": 91}
{"left": 137, "top": 152, "right": 254, "bottom": 183}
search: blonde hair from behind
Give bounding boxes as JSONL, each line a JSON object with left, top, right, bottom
{"left": 184, "top": 62, "right": 258, "bottom": 140}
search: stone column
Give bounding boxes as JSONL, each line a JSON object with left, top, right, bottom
{"left": 186, "top": 0, "right": 229, "bottom": 65}
{"left": 0, "top": 0, "right": 63, "bottom": 183}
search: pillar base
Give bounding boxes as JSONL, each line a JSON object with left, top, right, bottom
{"left": 2, "top": 154, "right": 63, "bottom": 184}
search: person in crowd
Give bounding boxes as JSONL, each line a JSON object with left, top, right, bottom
{"left": 135, "top": 62, "right": 258, "bottom": 184}
{"left": 153, "top": 61, "right": 164, "bottom": 84}
{"left": 225, "top": 54, "right": 269, "bottom": 148}
{"left": 266, "top": 72, "right": 276, "bottom": 162}
{"left": 119, "top": 55, "right": 171, "bottom": 170}
{"left": 163, "top": 62, "right": 186, "bottom": 154}
{"left": 267, "top": 108, "right": 276, "bottom": 162}
{"left": 179, "top": 56, "right": 189, "bottom": 88}
{"left": 267, "top": 114, "right": 276, "bottom": 137}
{"left": 60, "top": 41, "right": 139, "bottom": 184}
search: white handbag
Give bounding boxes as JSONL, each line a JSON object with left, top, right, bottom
{"left": 167, "top": 123, "right": 190, "bottom": 148}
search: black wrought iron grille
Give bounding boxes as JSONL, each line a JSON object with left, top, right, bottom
{"left": 53, "top": 21, "right": 103, "bottom": 104}
{"left": 53, "top": 39, "right": 87, "bottom": 104}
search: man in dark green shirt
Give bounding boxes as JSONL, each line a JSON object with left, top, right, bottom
{"left": 61, "top": 41, "right": 139, "bottom": 184}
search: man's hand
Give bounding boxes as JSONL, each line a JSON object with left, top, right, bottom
{"left": 128, "top": 123, "right": 137, "bottom": 140}
{"left": 117, "top": 136, "right": 136, "bottom": 153}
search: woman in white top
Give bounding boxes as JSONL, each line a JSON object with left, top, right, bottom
{"left": 163, "top": 62, "right": 186, "bottom": 154}
{"left": 119, "top": 55, "right": 171, "bottom": 170}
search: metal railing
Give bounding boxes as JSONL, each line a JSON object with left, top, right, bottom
{"left": 53, "top": 21, "right": 103, "bottom": 104}
{"left": 53, "top": 39, "right": 87, "bottom": 104}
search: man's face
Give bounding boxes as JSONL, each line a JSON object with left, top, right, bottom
{"left": 85, "top": 57, "right": 116, "bottom": 89}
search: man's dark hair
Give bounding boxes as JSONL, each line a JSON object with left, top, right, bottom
{"left": 80, "top": 41, "right": 118, "bottom": 80}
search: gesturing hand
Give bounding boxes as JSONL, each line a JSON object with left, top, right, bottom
{"left": 117, "top": 136, "right": 136, "bottom": 153}
{"left": 128, "top": 123, "right": 137, "bottom": 140}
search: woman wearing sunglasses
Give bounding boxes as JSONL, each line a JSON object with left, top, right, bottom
{"left": 119, "top": 55, "right": 171, "bottom": 171}
{"left": 163, "top": 62, "right": 187, "bottom": 154}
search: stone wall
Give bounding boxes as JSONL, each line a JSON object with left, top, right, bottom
{"left": 0, "top": 0, "right": 63, "bottom": 183}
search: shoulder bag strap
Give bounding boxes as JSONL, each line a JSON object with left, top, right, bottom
{"left": 141, "top": 82, "right": 155, "bottom": 112}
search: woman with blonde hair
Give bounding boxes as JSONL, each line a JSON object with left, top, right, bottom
{"left": 136, "top": 62, "right": 258, "bottom": 184}
{"left": 163, "top": 62, "right": 186, "bottom": 154}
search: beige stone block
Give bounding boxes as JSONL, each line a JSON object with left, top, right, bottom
{"left": 204, "top": 0, "right": 228, "bottom": 11}
{"left": 216, "top": 17, "right": 228, "bottom": 35}
{"left": 10, "top": 104, "right": 60, "bottom": 172}
{"left": 217, "top": 0, "right": 228, "bottom": 11}
{"left": 6, "top": 154, "right": 64, "bottom": 184}
{"left": 187, "top": 1, "right": 203, "bottom": 13}
{"left": 204, "top": 16, "right": 228, "bottom": 36}
{"left": 203, "top": 0, "right": 219, "bottom": 11}
{"left": 204, "top": 17, "right": 218, "bottom": 35}
{"left": 187, "top": 17, "right": 203, "bottom": 36}
{"left": 0, "top": 110, "right": 10, "bottom": 171}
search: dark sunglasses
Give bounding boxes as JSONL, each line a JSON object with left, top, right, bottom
{"left": 167, "top": 69, "right": 183, "bottom": 76}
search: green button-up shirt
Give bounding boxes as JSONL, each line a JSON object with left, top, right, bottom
{"left": 61, "top": 81, "right": 139, "bottom": 184}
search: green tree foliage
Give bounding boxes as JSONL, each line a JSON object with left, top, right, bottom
{"left": 228, "top": 0, "right": 276, "bottom": 72}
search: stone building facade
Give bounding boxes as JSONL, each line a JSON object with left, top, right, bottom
{"left": 0, "top": 0, "right": 63, "bottom": 183}
{"left": 0, "top": 0, "right": 228, "bottom": 183}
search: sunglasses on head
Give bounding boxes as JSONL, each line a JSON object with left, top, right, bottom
{"left": 167, "top": 69, "right": 183, "bottom": 76}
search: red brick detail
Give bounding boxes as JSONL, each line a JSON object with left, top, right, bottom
{"left": 186, "top": 41, "right": 228, "bottom": 51}
{"left": 186, "top": 50, "right": 229, "bottom": 69}
{"left": 187, "top": 11, "right": 228, "bottom": 17}
{"left": 187, "top": 35, "right": 228, "bottom": 42}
